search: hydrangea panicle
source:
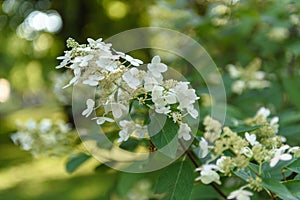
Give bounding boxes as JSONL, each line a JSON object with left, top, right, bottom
{"left": 11, "top": 119, "right": 75, "bottom": 157}
{"left": 57, "top": 38, "right": 200, "bottom": 144}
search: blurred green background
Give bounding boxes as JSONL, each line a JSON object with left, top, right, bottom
{"left": 0, "top": 0, "right": 300, "bottom": 199}
{"left": 0, "top": 0, "right": 154, "bottom": 199}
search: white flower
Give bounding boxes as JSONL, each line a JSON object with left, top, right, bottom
{"left": 96, "top": 57, "right": 118, "bottom": 72}
{"left": 211, "top": 4, "right": 230, "bottom": 15}
{"left": 245, "top": 132, "right": 259, "bottom": 146}
{"left": 82, "top": 99, "right": 95, "bottom": 117}
{"left": 134, "top": 125, "right": 148, "bottom": 138}
{"left": 241, "top": 147, "right": 253, "bottom": 158}
{"left": 118, "top": 129, "right": 130, "bottom": 143}
{"left": 57, "top": 121, "right": 71, "bottom": 133}
{"left": 63, "top": 67, "right": 81, "bottom": 88}
{"left": 268, "top": 27, "right": 289, "bottom": 41}
{"left": 155, "top": 106, "right": 171, "bottom": 114}
{"left": 174, "top": 82, "right": 199, "bottom": 110}
{"left": 143, "top": 72, "right": 163, "bottom": 91}
{"left": 87, "top": 38, "right": 112, "bottom": 52}
{"left": 93, "top": 117, "right": 114, "bottom": 125}
{"left": 228, "top": 187, "right": 253, "bottom": 200}
{"left": 11, "top": 132, "right": 33, "bottom": 150}
{"left": 87, "top": 38, "right": 103, "bottom": 48}
{"left": 117, "top": 120, "right": 148, "bottom": 142}
{"left": 40, "top": 119, "right": 52, "bottom": 133}
{"left": 288, "top": 146, "right": 300, "bottom": 153}
{"left": 117, "top": 120, "right": 136, "bottom": 142}
{"left": 186, "top": 105, "right": 198, "bottom": 119}
{"left": 227, "top": 64, "right": 241, "bottom": 78}
{"left": 83, "top": 74, "right": 105, "bottom": 86}
{"left": 56, "top": 51, "right": 71, "bottom": 69}
{"left": 79, "top": 55, "right": 94, "bottom": 67}
{"left": 199, "top": 138, "right": 210, "bottom": 158}
{"left": 270, "top": 145, "right": 293, "bottom": 167}
{"left": 152, "top": 85, "right": 164, "bottom": 100}
{"left": 26, "top": 119, "right": 37, "bottom": 131}
{"left": 254, "top": 71, "right": 266, "bottom": 80}
{"left": 216, "top": 156, "right": 227, "bottom": 173}
{"left": 270, "top": 116, "right": 279, "bottom": 125}
{"left": 111, "top": 103, "right": 128, "bottom": 119}
{"left": 147, "top": 56, "right": 167, "bottom": 78}
{"left": 152, "top": 86, "right": 177, "bottom": 111}
{"left": 178, "top": 123, "right": 191, "bottom": 141}
{"left": 195, "top": 164, "right": 221, "bottom": 184}
{"left": 232, "top": 80, "right": 245, "bottom": 94}
{"left": 256, "top": 107, "right": 270, "bottom": 118}
{"left": 123, "top": 54, "right": 143, "bottom": 67}
{"left": 122, "top": 67, "right": 141, "bottom": 89}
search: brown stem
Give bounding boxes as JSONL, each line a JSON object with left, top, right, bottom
{"left": 178, "top": 140, "right": 227, "bottom": 199}
{"left": 281, "top": 169, "right": 286, "bottom": 181}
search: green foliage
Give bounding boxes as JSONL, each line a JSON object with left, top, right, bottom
{"left": 2, "top": 0, "right": 300, "bottom": 199}
{"left": 149, "top": 114, "right": 179, "bottom": 158}
{"left": 287, "top": 158, "right": 300, "bottom": 174}
{"left": 284, "top": 180, "right": 300, "bottom": 198}
{"left": 231, "top": 125, "right": 262, "bottom": 134}
{"left": 65, "top": 153, "right": 91, "bottom": 174}
{"left": 262, "top": 178, "right": 299, "bottom": 200}
{"left": 155, "top": 160, "right": 194, "bottom": 200}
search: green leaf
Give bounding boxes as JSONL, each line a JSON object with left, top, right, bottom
{"left": 155, "top": 161, "right": 194, "bottom": 200}
{"left": 190, "top": 185, "right": 221, "bottom": 200}
{"left": 117, "top": 173, "right": 143, "bottom": 196}
{"left": 262, "top": 159, "right": 296, "bottom": 180}
{"left": 279, "top": 110, "right": 300, "bottom": 126}
{"left": 66, "top": 153, "right": 91, "bottom": 173}
{"left": 282, "top": 76, "right": 300, "bottom": 110}
{"left": 262, "top": 178, "right": 299, "bottom": 200}
{"left": 287, "top": 158, "right": 300, "bottom": 173}
{"left": 283, "top": 180, "right": 300, "bottom": 198}
{"left": 148, "top": 113, "right": 179, "bottom": 158}
{"left": 231, "top": 125, "right": 262, "bottom": 134}
{"left": 234, "top": 163, "right": 258, "bottom": 181}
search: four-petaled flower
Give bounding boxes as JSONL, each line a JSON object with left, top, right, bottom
{"left": 270, "top": 145, "right": 293, "bottom": 167}
{"left": 83, "top": 74, "right": 105, "bottom": 86}
{"left": 245, "top": 132, "right": 259, "bottom": 146}
{"left": 147, "top": 55, "right": 168, "bottom": 78}
{"left": 92, "top": 117, "right": 114, "bottom": 125}
{"left": 228, "top": 187, "right": 253, "bottom": 200}
{"left": 123, "top": 54, "right": 143, "bottom": 67}
{"left": 82, "top": 99, "right": 95, "bottom": 117}
{"left": 122, "top": 67, "right": 141, "bottom": 89}
{"left": 178, "top": 123, "right": 192, "bottom": 141}
{"left": 256, "top": 107, "right": 270, "bottom": 118}
{"left": 195, "top": 164, "right": 221, "bottom": 185}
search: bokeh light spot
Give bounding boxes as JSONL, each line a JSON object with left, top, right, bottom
{"left": 33, "top": 33, "right": 53, "bottom": 52}
{"left": 0, "top": 78, "right": 11, "bottom": 103}
{"left": 106, "top": 1, "right": 128, "bottom": 20}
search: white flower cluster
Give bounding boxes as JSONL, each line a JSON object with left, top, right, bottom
{"left": 267, "top": 27, "right": 289, "bottom": 42}
{"left": 11, "top": 119, "right": 75, "bottom": 157}
{"left": 227, "top": 58, "right": 271, "bottom": 94}
{"left": 56, "top": 38, "right": 199, "bottom": 143}
{"left": 195, "top": 107, "right": 300, "bottom": 199}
